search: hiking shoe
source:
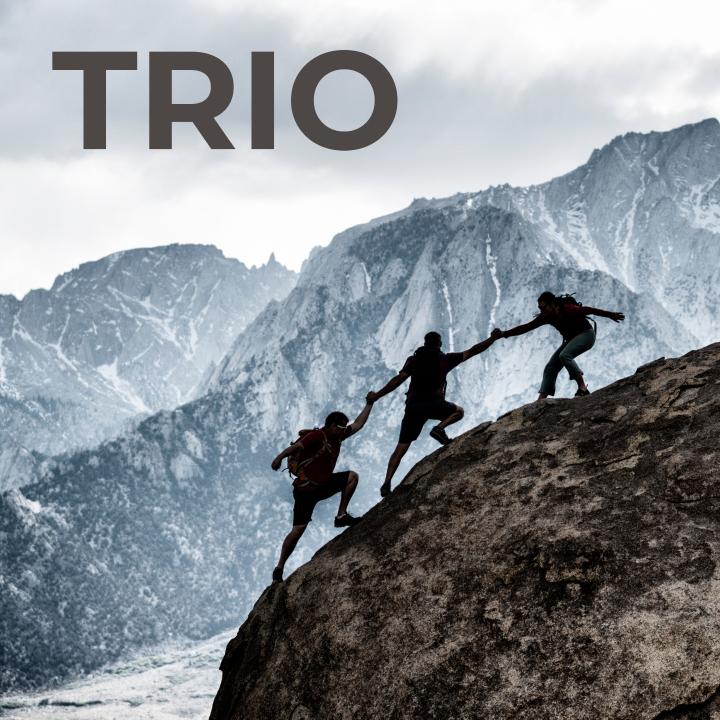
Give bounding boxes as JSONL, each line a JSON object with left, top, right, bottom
{"left": 575, "top": 388, "right": 591, "bottom": 397}
{"left": 380, "top": 482, "right": 391, "bottom": 498}
{"left": 272, "top": 567, "right": 283, "bottom": 584}
{"left": 430, "top": 426, "right": 452, "bottom": 445}
{"left": 334, "top": 513, "right": 361, "bottom": 528}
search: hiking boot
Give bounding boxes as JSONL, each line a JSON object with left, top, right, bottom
{"left": 575, "top": 388, "right": 591, "bottom": 397}
{"left": 430, "top": 426, "right": 452, "bottom": 445}
{"left": 272, "top": 567, "right": 283, "bottom": 584}
{"left": 380, "top": 482, "right": 391, "bottom": 498}
{"left": 334, "top": 513, "right": 361, "bottom": 528}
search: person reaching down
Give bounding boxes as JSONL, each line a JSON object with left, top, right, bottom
{"left": 496, "top": 291, "right": 625, "bottom": 401}
{"left": 367, "top": 330, "right": 498, "bottom": 497}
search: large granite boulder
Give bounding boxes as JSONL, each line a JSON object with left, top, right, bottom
{"left": 211, "top": 343, "right": 720, "bottom": 720}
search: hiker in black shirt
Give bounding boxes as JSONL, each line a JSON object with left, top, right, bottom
{"left": 367, "top": 331, "right": 498, "bottom": 497}
{"left": 496, "top": 291, "right": 625, "bottom": 401}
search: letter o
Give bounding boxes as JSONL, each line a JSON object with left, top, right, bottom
{"left": 291, "top": 51, "right": 397, "bottom": 151}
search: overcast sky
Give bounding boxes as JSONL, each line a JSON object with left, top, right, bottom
{"left": 1, "top": 0, "right": 719, "bottom": 297}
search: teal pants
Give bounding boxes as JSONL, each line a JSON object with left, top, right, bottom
{"left": 540, "top": 329, "right": 596, "bottom": 396}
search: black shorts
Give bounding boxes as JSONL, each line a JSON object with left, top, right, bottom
{"left": 292, "top": 471, "right": 351, "bottom": 526}
{"left": 399, "top": 398, "right": 458, "bottom": 444}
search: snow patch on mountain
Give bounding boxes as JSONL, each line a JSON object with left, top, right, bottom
{"left": 0, "top": 245, "right": 296, "bottom": 482}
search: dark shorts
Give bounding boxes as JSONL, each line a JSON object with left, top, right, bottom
{"left": 399, "top": 398, "right": 458, "bottom": 444}
{"left": 292, "top": 471, "right": 351, "bottom": 526}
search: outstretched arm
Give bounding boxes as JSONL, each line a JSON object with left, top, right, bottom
{"left": 366, "top": 372, "right": 410, "bottom": 404}
{"left": 460, "top": 335, "right": 497, "bottom": 362}
{"left": 271, "top": 439, "right": 305, "bottom": 471}
{"left": 500, "top": 315, "right": 546, "bottom": 338}
{"left": 570, "top": 305, "right": 625, "bottom": 323}
{"left": 347, "top": 402, "right": 374, "bottom": 437}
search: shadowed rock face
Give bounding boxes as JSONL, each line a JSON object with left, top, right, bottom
{"left": 210, "top": 343, "right": 720, "bottom": 720}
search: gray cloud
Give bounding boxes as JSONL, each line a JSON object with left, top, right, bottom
{"left": 0, "top": 0, "right": 719, "bottom": 297}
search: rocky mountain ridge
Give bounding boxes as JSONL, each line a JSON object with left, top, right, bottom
{"left": 211, "top": 342, "right": 720, "bottom": 720}
{"left": 0, "top": 244, "right": 295, "bottom": 486}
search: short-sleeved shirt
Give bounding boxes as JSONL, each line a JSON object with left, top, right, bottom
{"left": 400, "top": 349, "right": 465, "bottom": 402}
{"left": 294, "top": 427, "right": 352, "bottom": 489}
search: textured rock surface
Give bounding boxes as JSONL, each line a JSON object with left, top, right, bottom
{"left": 211, "top": 343, "right": 720, "bottom": 720}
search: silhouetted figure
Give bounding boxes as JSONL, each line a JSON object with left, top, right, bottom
{"left": 497, "top": 291, "right": 625, "bottom": 401}
{"left": 367, "top": 331, "right": 498, "bottom": 497}
{"left": 270, "top": 402, "right": 373, "bottom": 583}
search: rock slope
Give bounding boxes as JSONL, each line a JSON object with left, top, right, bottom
{"left": 211, "top": 342, "right": 720, "bottom": 720}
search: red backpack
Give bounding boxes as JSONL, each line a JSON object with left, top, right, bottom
{"left": 286, "top": 428, "right": 333, "bottom": 482}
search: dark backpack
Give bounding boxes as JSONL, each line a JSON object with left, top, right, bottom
{"left": 410, "top": 346, "right": 446, "bottom": 396}
{"left": 556, "top": 293, "right": 597, "bottom": 333}
{"left": 286, "top": 428, "right": 332, "bottom": 479}
{"left": 556, "top": 293, "right": 581, "bottom": 306}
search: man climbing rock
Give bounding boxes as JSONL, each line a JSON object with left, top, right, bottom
{"left": 367, "top": 330, "right": 499, "bottom": 497}
{"left": 269, "top": 401, "right": 374, "bottom": 583}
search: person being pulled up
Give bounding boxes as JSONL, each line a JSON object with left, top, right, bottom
{"left": 269, "top": 401, "right": 374, "bottom": 583}
{"left": 367, "top": 330, "right": 499, "bottom": 498}
{"left": 495, "top": 291, "right": 625, "bottom": 401}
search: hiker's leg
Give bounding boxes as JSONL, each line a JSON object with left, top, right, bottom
{"left": 559, "top": 330, "right": 596, "bottom": 390}
{"left": 384, "top": 408, "right": 423, "bottom": 493}
{"left": 435, "top": 404, "right": 464, "bottom": 431}
{"left": 337, "top": 471, "right": 358, "bottom": 517}
{"left": 276, "top": 524, "right": 307, "bottom": 572}
{"left": 539, "top": 346, "right": 564, "bottom": 397}
{"left": 384, "top": 442, "right": 411, "bottom": 486}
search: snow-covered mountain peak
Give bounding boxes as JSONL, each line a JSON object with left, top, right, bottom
{"left": 0, "top": 244, "right": 297, "bottom": 466}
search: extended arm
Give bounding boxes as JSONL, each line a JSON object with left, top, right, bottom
{"left": 500, "top": 315, "right": 546, "bottom": 338}
{"left": 565, "top": 305, "right": 625, "bottom": 322}
{"left": 366, "top": 372, "right": 410, "bottom": 404}
{"left": 347, "top": 402, "right": 374, "bottom": 437}
{"left": 460, "top": 335, "right": 497, "bottom": 362}
{"left": 271, "top": 439, "right": 305, "bottom": 471}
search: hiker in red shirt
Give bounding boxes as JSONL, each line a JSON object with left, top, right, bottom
{"left": 367, "top": 330, "right": 498, "bottom": 497}
{"left": 496, "top": 291, "right": 625, "bottom": 401}
{"left": 269, "top": 401, "right": 373, "bottom": 583}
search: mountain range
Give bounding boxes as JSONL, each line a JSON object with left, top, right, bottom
{"left": 1, "top": 118, "right": 718, "bottom": 693}
{"left": 0, "top": 245, "right": 296, "bottom": 489}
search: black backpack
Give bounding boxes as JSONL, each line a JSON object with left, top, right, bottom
{"left": 556, "top": 293, "right": 597, "bottom": 333}
{"left": 556, "top": 293, "right": 581, "bottom": 306}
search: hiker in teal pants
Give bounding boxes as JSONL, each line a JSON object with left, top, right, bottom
{"left": 495, "top": 291, "right": 625, "bottom": 401}
{"left": 540, "top": 328, "right": 596, "bottom": 397}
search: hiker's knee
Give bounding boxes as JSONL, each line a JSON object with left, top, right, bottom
{"left": 544, "top": 358, "right": 560, "bottom": 374}
{"left": 558, "top": 348, "right": 573, "bottom": 364}
{"left": 348, "top": 471, "right": 359, "bottom": 485}
{"left": 392, "top": 443, "right": 409, "bottom": 459}
{"left": 289, "top": 524, "right": 307, "bottom": 539}
{"left": 454, "top": 405, "right": 465, "bottom": 418}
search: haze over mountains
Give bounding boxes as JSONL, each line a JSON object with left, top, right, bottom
{"left": 0, "top": 245, "right": 295, "bottom": 488}
{"left": 1, "top": 118, "right": 718, "bottom": 694}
